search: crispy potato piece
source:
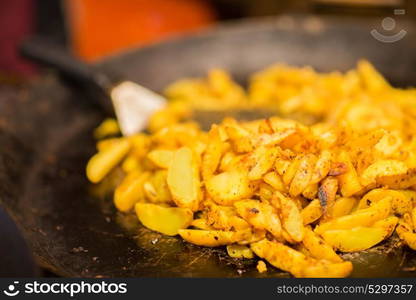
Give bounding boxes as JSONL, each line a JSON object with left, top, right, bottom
{"left": 234, "top": 199, "right": 282, "bottom": 238}
{"left": 191, "top": 218, "right": 215, "bottom": 230}
{"left": 178, "top": 229, "right": 251, "bottom": 247}
{"left": 135, "top": 203, "right": 193, "bottom": 236}
{"left": 256, "top": 260, "right": 267, "bottom": 273}
{"left": 274, "top": 192, "right": 304, "bottom": 242}
{"left": 302, "top": 227, "right": 343, "bottom": 263}
{"left": 310, "top": 150, "right": 332, "bottom": 184}
{"left": 206, "top": 204, "right": 250, "bottom": 231}
{"left": 250, "top": 239, "right": 352, "bottom": 278}
{"left": 337, "top": 151, "right": 363, "bottom": 197}
{"left": 302, "top": 183, "right": 318, "bottom": 200}
{"left": 258, "top": 183, "right": 274, "bottom": 202}
{"left": 372, "top": 216, "right": 398, "bottom": 239}
{"left": 225, "top": 122, "right": 254, "bottom": 153}
{"left": 396, "top": 219, "right": 416, "bottom": 250}
{"left": 301, "top": 199, "right": 322, "bottom": 225}
{"left": 202, "top": 125, "right": 225, "bottom": 180}
{"left": 358, "top": 189, "right": 415, "bottom": 215}
{"left": 86, "top": 138, "right": 131, "bottom": 183}
{"left": 114, "top": 171, "right": 149, "bottom": 212}
{"left": 167, "top": 147, "right": 201, "bottom": 211}
{"left": 147, "top": 149, "right": 174, "bottom": 169}
{"left": 315, "top": 197, "right": 391, "bottom": 234}
{"left": 332, "top": 197, "right": 357, "bottom": 218}
{"left": 246, "top": 146, "right": 279, "bottom": 180}
{"left": 282, "top": 157, "right": 302, "bottom": 186}
{"left": 206, "top": 170, "right": 254, "bottom": 206}
{"left": 322, "top": 226, "right": 388, "bottom": 252}
{"left": 289, "top": 154, "right": 317, "bottom": 197}
{"left": 360, "top": 160, "right": 408, "bottom": 187}
{"left": 226, "top": 244, "right": 254, "bottom": 259}
{"left": 263, "top": 171, "right": 286, "bottom": 192}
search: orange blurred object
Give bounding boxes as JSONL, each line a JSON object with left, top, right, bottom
{"left": 65, "top": 0, "right": 215, "bottom": 62}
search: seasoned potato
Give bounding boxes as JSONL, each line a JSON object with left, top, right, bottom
{"left": 315, "top": 197, "right": 391, "bottom": 234}
{"left": 86, "top": 138, "right": 130, "bottom": 183}
{"left": 301, "top": 199, "right": 322, "bottom": 225}
{"left": 202, "top": 125, "right": 226, "bottom": 180}
{"left": 206, "top": 204, "right": 250, "bottom": 231}
{"left": 178, "top": 229, "right": 251, "bottom": 247}
{"left": 331, "top": 197, "right": 357, "bottom": 218}
{"left": 167, "top": 147, "right": 201, "bottom": 211}
{"left": 114, "top": 171, "right": 149, "bottom": 212}
{"left": 234, "top": 199, "right": 282, "bottom": 238}
{"left": 337, "top": 151, "right": 363, "bottom": 197}
{"left": 302, "top": 227, "right": 343, "bottom": 263}
{"left": 263, "top": 172, "right": 286, "bottom": 192}
{"left": 144, "top": 170, "right": 172, "bottom": 204}
{"left": 360, "top": 160, "right": 408, "bottom": 187}
{"left": 358, "top": 189, "right": 415, "bottom": 215}
{"left": 135, "top": 203, "right": 193, "bottom": 236}
{"left": 289, "top": 154, "right": 317, "bottom": 197}
{"left": 206, "top": 170, "right": 254, "bottom": 205}
{"left": 273, "top": 192, "right": 304, "bottom": 242}
{"left": 246, "top": 146, "right": 279, "bottom": 180}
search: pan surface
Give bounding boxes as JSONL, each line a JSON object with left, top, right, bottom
{"left": 2, "top": 15, "right": 416, "bottom": 277}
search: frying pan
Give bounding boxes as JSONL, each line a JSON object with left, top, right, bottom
{"left": 2, "top": 15, "right": 416, "bottom": 277}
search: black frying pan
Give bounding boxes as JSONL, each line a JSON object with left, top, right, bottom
{"left": 2, "top": 15, "right": 416, "bottom": 277}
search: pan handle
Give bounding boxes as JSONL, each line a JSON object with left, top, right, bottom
{"left": 20, "top": 36, "right": 115, "bottom": 111}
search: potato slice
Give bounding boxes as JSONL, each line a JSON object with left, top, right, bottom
{"left": 191, "top": 218, "right": 215, "bottom": 230}
{"left": 372, "top": 216, "right": 398, "bottom": 239}
{"left": 147, "top": 149, "right": 174, "bottom": 169}
{"left": 318, "top": 177, "right": 338, "bottom": 219}
{"left": 114, "top": 171, "right": 149, "bottom": 212}
{"left": 337, "top": 151, "right": 362, "bottom": 197}
{"left": 263, "top": 171, "right": 286, "bottom": 192}
{"left": 289, "top": 154, "right": 317, "bottom": 197}
{"left": 315, "top": 197, "right": 391, "bottom": 234}
{"left": 332, "top": 197, "right": 357, "bottom": 218}
{"left": 178, "top": 229, "right": 251, "bottom": 247}
{"left": 206, "top": 204, "right": 250, "bottom": 231}
{"left": 206, "top": 170, "right": 254, "bottom": 206}
{"left": 135, "top": 203, "right": 193, "bottom": 236}
{"left": 234, "top": 199, "right": 282, "bottom": 238}
{"left": 167, "top": 147, "right": 201, "bottom": 211}
{"left": 310, "top": 150, "right": 333, "bottom": 184}
{"left": 274, "top": 192, "right": 304, "bottom": 242}
{"left": 301, "top": 199, "right": 322, "bottom": 225}
{"left": 359, "top": 189, "right": 415, "bottom": 215}
{"left": 144, "top": 170, "right": 172, "bottom": 204}
{"left": 247, "top": 146, "right": 279, "bottom": 180}
{"left": 86, "top": 138, "right": 130, "bottom": 183}
{"left": 250, "top": 239, "right": 352, "bottom": 278}
{"left": 202, "top": 125, "right": 225, "bottom": 180}
{"left": 302, "top": 227, "right": 343, "bottom": 263}
{"left": 360, "top": 160, "right": 408, "bottom": 187}
{"left": 226, "top": 244, "right": 254, "bottom": 259}
{"left": 322, "top": 226, "right": 387, "bottom": 252}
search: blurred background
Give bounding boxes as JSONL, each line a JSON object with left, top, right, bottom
{"left": 1, "top": 0, "right": 416, "bottom": 82}
{"left": 0, "top": 0, "right": 415, "bottom": 277}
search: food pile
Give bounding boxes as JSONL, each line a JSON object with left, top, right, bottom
{"left": 87, "top": 61, "right": 416, "bottom": 277}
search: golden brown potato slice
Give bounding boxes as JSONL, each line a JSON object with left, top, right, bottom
{"left": 289, "top": 154, "right": 317, "bottom": 197}
{"left": 263, "top": 171, "right": 286, "bottom": 192}
{"left": 337, "top": 151, "right": 363, "bottom": 197}
{"left": 226, "top": 244, "right": 254, "bottom": 259}
{"left": 202, "top": 125, "right": 226, "bottom": 180}
{"left": 360, "top": 159, "right": 408, "bottom": 187}
{"left": 302, "top": 227, "right": 343, "bottom": 263}
{"left": 206, "top": 204, "right": 250, "bottom": 231}
{"left": 310, "top": 150, "right": 333, "bottom": 184}
{"left": 86, "top": 138, "right": 131, "bottom": 183}
{"left": 206, "top": 170, "right": 254, "bottom": 206}
{"left": 301, "top": 199, "right": 322, "bottom": 225}
{"left": 135, "top": 203, "right": 193, "bottom": 236}
{"left": 315, "top": 196, "right": 391, "bottom": 234}
{"left": 246, "top": 146, "right": 279, "bottom": 180}
{"left": 358, "top": 189, "right": 415, "bottom": 215}
{"left": 234, "top": 199, "right": 282, "bottom": 238}
{"left": 144, "top": 170, "right": 172, "bottom": 204}
{"left": 318, "top": 177, "right": 338, "bottom": 219}
{"left": 178, "top": 229, "right": 251, "bottom": 247}
{"left": 114, "top": 171, "right": 149, "bottom": 212}
{"left": 331, "top": 197, "right": 357, "bottom": 218}
{"left": 167, "top": 147, "right": 201, "bottom": 211}
{"left": 274, "top": 192, "right": 304, "bottom": 242}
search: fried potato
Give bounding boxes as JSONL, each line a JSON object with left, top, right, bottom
{"left": 302, "top": 227, "right": 343, "bottom": 263}
{"left": 191, "top": 218, "right": 215, "bottom": 230}
{"left": 147, "top": 149, "right": 174, "bottom": 169}
{"left": 206, "top": 170, "right": 254, "bottom": 206}
{"left": 135, "top": 203, "right": 193, "bottom": 236}
{"left": 114, "top": 171, "right": 149, "bottom": 212}
{"left": 289, "top": 154, "right": 317, "bottom": 197}
{"left": 202, "top": 125, "right": 226, "bottom": 180}
{"left": 331, "top": 197, "right": 357, "bottom": 218}
{"left": 226, "top": 244, "right": 254, "bottom": 259}
{"left": 263, "top": 172, "right": 286, "bottom": 192}
{"left": 301, "top": 199, "right": 322, "bottom": 225}
{"left": 310, "top": 150, "right": 332, "bottom": 184}
{"left": 318, "top": 177, "right": 338, "bottom": 219}
{"left": 86, "top": 138, "right": 131, "bottom": 183}
{"left": 322, "top": 226, "right": 388, "bottom": 252}
{"left": 273, "top": 192, "right": 304, "bottom": 242}
{"left": 396, "top": 219, "right": 416, "bottom": 250}
{"left": 144, "top": 170, "right": 172, "bottom": 204}
{"left": 206, "top": 204, "right": 250, "bottom": 231}
{"left": 315, "top": 197, "right": 391, "bottom": 234}
{"left": 358, "top": 189, "right": 415, "bottom": 215}
{"left": 336, "top": 151, "right": 363, "bottom": 197}
{"left": 246, "top": 146, "right": 279, "bottom": 180}
{"left": 234, "top": 199, "right": 282, "bottom": 238}
{"left": 167, "top": 147, "right": 201, "bottom": 211}
{"left": 178, "top": 229, "right": 251, "bottom": 247}
{"left": 360, "top": 160, "right": 408, "bottom": 187}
